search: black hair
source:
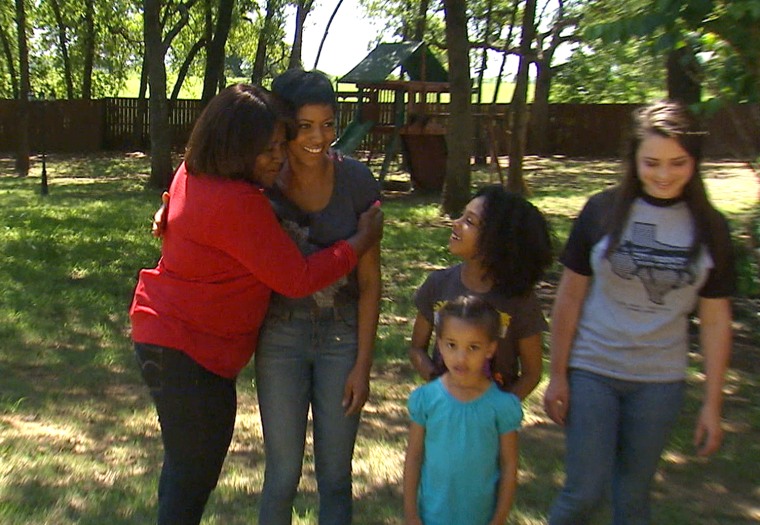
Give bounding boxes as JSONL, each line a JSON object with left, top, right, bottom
{"left": 434, "top": 295, "right": 501, "bottom": 342}
{"left": 473, "top": 185, "right": 554, "bottom": 296}
{"left": 271, "top": 69, "right": 337, "bottom": 141}
{"left": 184, "top": 83, "right": 281, "bottom": 182}
{"left": 605, "top": 99, "right": 722, "bottom": 262}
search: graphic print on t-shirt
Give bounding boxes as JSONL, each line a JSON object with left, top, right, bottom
{"left": 280, "top": 219, "right": 347, "bottom": 307}
{"left": 609, "top": 221, "right": 696, "bottom": 305}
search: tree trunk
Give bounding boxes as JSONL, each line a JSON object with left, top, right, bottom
{"left": 507, "top": 0, "right": 537, "bottom": 195}
{"left": 441, "top": 0, "right": 472, "bottom": 216}
{"left": 251, "top": 0, "right": 280, "bottom": 84}
{"left": 15, "top": 0, "right": 30, "bottom": 176}
{"left": 530, "top": 59, "right": 552, "bottom": 155}
{"left": 49, "top": 0, "right": 74, "bottom": 98}
{"left": 490, "top": 0, "right": 519, "bottom": 105}
{"left": 288, "top": 0, "right": 313, "bottom": 70}
{"left": 528, "top": 5, "right": 578, "bottom": 157}
{"left": 313, "top": 0, "right": 344, "bottom": 70}
{"left": 132, "top": 53, "right": 149, "bottom": 149}
{"left": 473, "top": 0, "right": 494, "bottom": 165}
{"left": 0, "top": 24, "right": 19, "bottom": 98}
{"left": 666, "top": 46, "right": 701, "bottom": 105}
{"left": 201, "top": 0, "right": 235, "bottom": 105}
{"left": 413, "top": 0, "right": 429, "bottom": 41}
{"left": 144, "top": 0, "right": 173, "bottom": 189}
{"left": 173, "top": 37, "right": 207, "bottom": 102}
{"left": 81, "top": 0, "right": 95, "bottom": 99}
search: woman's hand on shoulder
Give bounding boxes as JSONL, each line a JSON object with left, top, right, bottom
{"left": 327, "top": 147, "right": 344, "bottom": 163}
{"left": 151, "top": 191, "right": 170, "bottom": 237}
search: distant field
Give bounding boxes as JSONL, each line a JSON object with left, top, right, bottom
{"left": 117, "top": 74, "right": 525, "bottom": 104}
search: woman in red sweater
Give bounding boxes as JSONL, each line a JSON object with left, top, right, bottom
{"left": 129, "top": 83, "right": 382, "bottom": 525}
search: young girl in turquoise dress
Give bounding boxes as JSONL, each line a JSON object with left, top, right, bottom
{"left": 403, "top": 295, "right": 522, "bottom": 525}
{"left": 408, "top": 185, "right": 553, "bottom": 400}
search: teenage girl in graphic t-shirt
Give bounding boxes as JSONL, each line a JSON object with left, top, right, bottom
{"left": 543, "top": 100, "right": 735, "bottom": 525}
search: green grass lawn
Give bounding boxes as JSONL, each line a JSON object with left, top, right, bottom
{"left": 0, "top": 153, "right": 758, "bottom": 524}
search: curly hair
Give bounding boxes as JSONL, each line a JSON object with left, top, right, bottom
{"left": 473, "top": 185, "right": 554, "bottom": 296}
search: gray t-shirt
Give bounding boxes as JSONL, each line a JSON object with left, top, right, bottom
{"left": 266, "top": 157, "right": 380, "bottom": 312}
{"left": 562, "top": 190, "right": 735, "bottom": 381}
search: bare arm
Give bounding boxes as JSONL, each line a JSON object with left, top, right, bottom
{"left": 510, "top": 333, "right": 543, "bottom": 401}
{"left": 489, "top": 431, "right": 519, "bottom": 525}
{"left": 543, "top": 267, "right": 590, "bottom": 425}
{"left": 343, "top": 243, "right": 381, "bottom": 416}
{"left": 403, "top": 422, "right": 425, "bottom": 525}
{"left": 694, "top": 297, "right": 732, "bottom": 457}
{"left": 408, "top": 312, "right": 436, "bottom": 381}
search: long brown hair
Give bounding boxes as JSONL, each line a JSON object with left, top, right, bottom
{"left": 605, "top": 100, "right": 720, "bottom": 261}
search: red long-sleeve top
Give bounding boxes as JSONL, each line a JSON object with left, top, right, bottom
{"left": 129, "top": 163, "right": 358, "bottom": 379}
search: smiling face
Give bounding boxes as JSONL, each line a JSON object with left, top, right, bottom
{"left": 287, "top": 103, "right": 336, "bottom": 165}
{"left": 437, "top": 316, "right": 497, "bottom": 388}
{"left": 252, "top": 122, "right": 286, "bottom": 187}
{"left": 449, "top": 196, "right": 485, "bottom": 259}
{"left": 636, "top": 133, "right": 695, "bottom": 200}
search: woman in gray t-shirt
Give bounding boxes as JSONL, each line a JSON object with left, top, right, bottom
{"left": 544, "top": 100, "right": 735, "bottom": 525}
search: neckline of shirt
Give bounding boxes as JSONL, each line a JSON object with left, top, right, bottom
{"left": 639, "top": 192, "right": 685, "bottom": 207}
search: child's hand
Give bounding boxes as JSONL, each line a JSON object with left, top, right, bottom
{"left": 151, "top": 191, "right": 170, "bottom": 237}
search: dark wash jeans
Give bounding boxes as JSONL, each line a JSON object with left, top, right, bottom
{"left": 135, "top": 343, "right": 237, "bottom": 525}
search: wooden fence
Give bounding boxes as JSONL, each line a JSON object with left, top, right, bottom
{"left": 1, "top": 97, "right": 759, "bottom": 159}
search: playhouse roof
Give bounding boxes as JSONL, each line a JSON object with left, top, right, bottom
{"left": 338, "top": 41, "right": 448, "bottom": 84}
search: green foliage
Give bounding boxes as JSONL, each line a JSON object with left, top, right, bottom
{"left": 550, "top": 40, "right": 666, "bottom": 103}
{"left": 226, "top": 0, "right": 290, "bottom": 82}
{"left": 28, "top": 0, "right": 142, "bottom": 98}
{"left": 584, "top": 0, "right": 760, "bottom": 102}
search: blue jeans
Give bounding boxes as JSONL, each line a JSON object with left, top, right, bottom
{"left": 135, "top": 343, "right": 237, "bottom": 525}
{"left": 255, "top": 305, "right": 360, "bottom": 525}
{"left": 549, "top": 369, "right": 685, "bottom": 525}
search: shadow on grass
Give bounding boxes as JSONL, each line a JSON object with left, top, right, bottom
{"left": 1, "top": 154, "right": 758, "bottom": 524}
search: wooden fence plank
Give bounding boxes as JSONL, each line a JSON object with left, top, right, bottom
{"left": 1, "top": 98, "right": 758, "bottom": 159}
